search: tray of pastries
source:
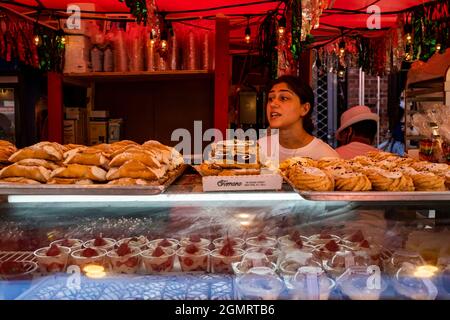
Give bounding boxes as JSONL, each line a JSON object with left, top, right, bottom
{"left": 279, "top": 151, "right": 450, "bottom": 201}
{"left": 0, "top": 140, "right": 186, "bottom": 195}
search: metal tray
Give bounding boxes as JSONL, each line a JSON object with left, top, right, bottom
{"left": 281, "top": 173, "right": 450, "bottom": 202}
{"left": 0, "top": 165, "right": 187, "bottom": 196}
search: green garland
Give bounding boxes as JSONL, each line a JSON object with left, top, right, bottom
{"left": 119, "top": 0, "right": 148, "bottom": 24}
{"left": 37, "top": 28, "right": 65, "bottom": 72}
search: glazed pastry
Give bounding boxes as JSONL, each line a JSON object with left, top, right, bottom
{"left": 217, "top": 169, "right": 260, "bottom": 176}
{"left": 0, "top": 164, "right": 50, "bottom": 183}
{"left": 279, "top": 157, "right": 317, "bottom": 172}
{"left": 409, "top": 171, "right": 446, "bottom": 191}
{"left": 0, "top": 177, "right": 41, "bottom": 184}
{"left": 109, "top": 151, "right": 161, "bottom": 168}
{"left": 47, "top": 178, "right": 94, "bottom": 185}
{"left": 51, "top": 164, "right": 107, "bottom": 182}
{"left": 328, "top": 170, "right": 372, "bottom": 191}
{"left": 287, "top": 165, "right": 334, "bottom": 191}
{"left": 107, "top": 178, "right": 160, "bottom": 186}
{"left": 64, "top": 149, "right": 110, "bottom": 167}
{"left": 365, "top": 151, "right": 394, "bottom": 161}
{"left": 9, "top": 141, "right": 63, "bottom": 162}
{"left": 363, "top": 167, "right": 414, "bottom": 191}
{"left": 106, "top": 160, "right": 165, "bottom": 181}
{"left": 446, "top": 171, "right": 450, "bottom": 190}
{"left": 316, "top": 157, "right": 347, "bottom": 169}
{"left": 412, "top": 161, "right": 449, "bottom": 175}
{"left": 16, "top": 158, "right": 60, "bottom": 171}
{"left": 351, "top": 156, "right": 376, "bottom": 166}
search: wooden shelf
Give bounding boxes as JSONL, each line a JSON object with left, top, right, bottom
{"left": 63, "top": 70, "right": 213, "bottom": 86}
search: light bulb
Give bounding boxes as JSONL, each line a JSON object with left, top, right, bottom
{"left": 60, "top": 36, "right": 66, "bottom": 45}
{"left": 339, "top": 48, "right": 345, "bottom": 56}
{"left": 278, "top": 26, "right": 285, "bottom": 37}
{"left": 436, "top": 43, "right": 441, "bottom": 51}
{"left": 245, "top": 34, "right": 251, "bottom": 44}
{"left": 160, "top": 39, "right": 168, "bottom": 50}
{"left": 405, "top": 33, "right": 412, "bottom": 44}
{"left": 34, "top": 35, "right": 41, "bottom": 46}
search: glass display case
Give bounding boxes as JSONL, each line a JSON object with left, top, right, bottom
{"left": 0, "top": 173, "right": 449, "bottom": 300}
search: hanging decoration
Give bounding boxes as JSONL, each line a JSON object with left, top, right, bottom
{"left": 0, "top": 9, "right": 64, "bottom": 72}
{"left": 119, "top": 0, "right": 148, "bottom": 24}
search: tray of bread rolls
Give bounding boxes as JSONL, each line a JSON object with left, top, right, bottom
{"left": 0, "top": 140, "right": 187, "bottom": 195}
{"left": 279, "top": 151, "right": 450, "bottom": 202}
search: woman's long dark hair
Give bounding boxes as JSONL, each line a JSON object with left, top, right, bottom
{"left": 268, "top": 75, "right": 315, "bottom": 134}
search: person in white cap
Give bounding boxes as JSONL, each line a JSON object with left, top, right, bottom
{"left": 335, "top": 105, "right": 380, "bottom": 159}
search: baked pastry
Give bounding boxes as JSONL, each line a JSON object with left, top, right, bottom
{"left": 64, "top": 149, "right": 109, "bottom": 167}
{"left": 0, "top": 141, "right": 16, "bottom": 163}
{"left": 409, "top": 171, "right": 446, "bottom": 191}
{"left": 15, "top": 159, "right": 60, "bottom": 171}
{"left": 363, "top": 167, "right": 414, "bottom": 191}
{"left": 351, "top": 156, "right": 376, "bottom": 166}
{"left": 106, "top": 160, "right": 165, "bottom": 181}
{"left": 206, "top": 139, "right": 260, "bottom": 170}
{"left": 109, "top": 151, "right": 161, "bottom": 169}
{"left": 9, "top": 142, "right": 64, "bottom": 162}
{"left": 0, "top": 177, "right": 41, "bottom": 184}
{"left": 0, "top": 164, "right": 50, "bottom": 183}
{"left": 51, "top": 164, "right": 107, "bottom": 182}
{"left": 217, "top": 169, "right": 260, "bottom": 176}
{"left": 412, "top": 162, "right": 449, "bottom": 176}
{"left": 287, "top": 165, "right": 334, "bottom": 191}
{"left": 376, "top": 160, "right": 399, "bottom": 171}
{"left": 317, "top": 157, "right": 346, "bottom": 169}
{"left": 446, "top": 171, "right": 450, "bottom": 190}
{"left": 326, "top": 169, "right": 372, "bottom": 191}
{"left": 47, "top": 178, "right": 94, "bottom": 185}
{"left": 107, "top": 178, "right": 160, "bottom": 186}
{"left": 279, "top": 157, "right": 317, "bottom": 173}
{"left": 197, "top": 163, "right": 222, "bottom": 176}
{"left": 365, "top": 151, "right": 394, "bottom": 161}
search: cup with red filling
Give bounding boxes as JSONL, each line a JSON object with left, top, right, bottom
{"left": 117, "top": 236, "right": 149, "bottom": 250}
{"left": 278, "top": 231, "right": 311, "bottom": 250}
{"left": 213, "top": 236, "right": 245, "bottom": 249}
{"left": 148, "top": 238, "right": 179, "bottom": 251}
{"left": 107, "top": 243, "right": 141, "bottom": 274}
{"left": 50, "top": 238, "right": 83, "bottom": 251}
{"left": 83, "top": 236, "right": 116, "bottom": 252}
{"left": 179, "top": 235, "right": 210, "bottom": 248}
{"left": 245, "top": 247, "right": 281, "bottom": 264}
{"left": 210, "top": 241, "right": 245, "bottom": 273}
{"left": 315, "top": 239, "right": 351, "bottom": 261}
{"left": 141, "top": 246, "right": 176, "bottom": 273}
{"left": 232, "top": 252, "right": 277, "bottom": 275}
{"left": 71, "top": 247, "right": 108, "bottom": 272}
{"left": 176, "top": 244, "right": 210, "bottom": 272}
{"left": 308, "top": 232, "right": 341, "bottom": 246}
{"left": 246, "top": 234, "right": 277, "bottom": 248}
{"left": 34, "top": 244, "right": 71, "bottom": 273}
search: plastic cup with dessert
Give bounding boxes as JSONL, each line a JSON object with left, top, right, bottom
{"left": 213, "top": 237, "right": 245, "bottom": 249}
{"left": 392, "top": 262, "right": 438, "bottom": 300}
{"left": 34, "top": 245, "right": 71, "bottom": 273}
{"left": 338, "top": 266, "right": 388, "bottom": 300}
{"left": 148, "top": 238, "right": 179, "bottom": 251}
{"left": 0, "top": 261, "right": 38, "bottom": 281}
{"left": 50, "top": 238, "right": 83, "bottom": 252}
{"left": 179, "top": 237, "right": 211, "bottom": 249}
{"left": 232, "top": 252, "right": 277, "bottom": 276}
{"left": 245, "top": 246, "right": 281, "bottom": 264}
{"left": 277, "top": 234, "right": 311, "bottom": 248}
{"left": 176, "top": 247, "right": 210, "bottom": 272}
{"left": 323, "top": 250, "right": 371, "bottom": 279}
{"left": 70, "top": 247, "right": 108, "bottom": 273}
{"left": 384, "top": 250, "right": 425, "bottom": 276}
{"left": 235, "top": 266, "right": 284, "bottom": 300}
{"left": 307, "top": 234, "right": 341, "bottom": 246}
{"left": 141, "top": 247, "right": 176, "bottom": 273}
{"left": 245, "top": 236, "right": 278, "bottom": 249}
{"left": 83, "top": 238, "right": 116, "bottom": 252}
{"left": 107, "top": 247, "right": 142, "bottom": 274}
{"left": 289, "top": 266, "right": 335, "bottom": 300}
{"left": 116, "top": 236, "right": 149, "bottom": 250}
{"left": 210, "top": 248, "right": 246, "bottom": 274}
{"left": 279, "top": 250, "right": 323, "bottom": 277}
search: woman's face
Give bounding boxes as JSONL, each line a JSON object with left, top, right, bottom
{"left": 267, "top": 82, "right": 310, "bottom": 130}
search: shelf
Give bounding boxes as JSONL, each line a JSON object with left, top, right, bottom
{"left": 63, "top": 70, "right": 213, "bottom": 86}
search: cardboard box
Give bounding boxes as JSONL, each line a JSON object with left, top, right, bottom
{"left": 90, "top": 110, "right": 109, "bottom": 118}
{"left": 108, "top": 118, "right": 123, "bottom": 143}
{"left": 64, "top": 120, "right": 77, "bottom": 144}
{"left": 89, "top": 121, "right": 108, "bottom": 145}
{"left": 202, "top": 174, "right": 282, "bottom": 192}
{"left": 65, "top": 107, "right": 82, "bottom": 120}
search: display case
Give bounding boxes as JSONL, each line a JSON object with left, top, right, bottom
{"left": 0, "top": 172, "right": 449, "bottom": 300}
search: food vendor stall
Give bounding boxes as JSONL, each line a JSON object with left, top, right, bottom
{"left": 0, "top": 0, "right": 449, "bottom": 302}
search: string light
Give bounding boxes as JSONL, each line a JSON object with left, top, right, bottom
{"left": 245, "top": 16, "right": 251, "bottom": 44}
{"left": 34, "top": 34, "right": 41, "bottom": 46}
{"left": 436, "top": 43, "right": 441, "bottom": 52}
{"left": 339, "top": 39, "right": 346, "bottom": 56}
{"left": 405, "top": 33, "right": 412, "bottom": 44}
{"left": 278, "top": 16, "right": 286, "bottom": 37}
{"left": 337, "top": 65, "right": 346, "bottom": 78}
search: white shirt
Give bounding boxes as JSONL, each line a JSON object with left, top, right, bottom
{"left": 258, "top": 134, "right": 340, "bottom": 167}
{"left": 335, "top": 142, "right": 379, "bottom": 160}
